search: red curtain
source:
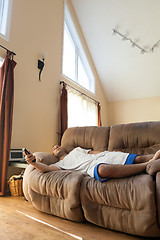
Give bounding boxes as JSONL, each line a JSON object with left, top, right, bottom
{"left": 0, "top": 52, "right": 16, "bottom": 196}
{"left": 98, "top": 103, "right": 102, "bottom": 126}
{"left": 60, "top": 83, "right": 68, "bottom": 140}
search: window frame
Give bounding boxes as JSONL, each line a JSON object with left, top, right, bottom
{"left": 62, "top": 1, "right": 95, "bottom": 94}
{"left": 0, "top": 0, "right": 12, "bottom": 41}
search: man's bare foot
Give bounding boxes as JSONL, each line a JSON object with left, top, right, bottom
{"left": 146, "top": 159, "right": 160, "bottom": 176}
{"left": 149, "top": 150, "right": 160, "bottom": 163}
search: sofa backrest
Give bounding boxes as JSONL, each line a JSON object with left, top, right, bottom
{"left": 61, "top": 121, "right": 160, "bottom": 155}
{"left": 61, "top": 126, "right": 110, "bottom": 152}
{"left": 108, "top": 121, "right": 160, "bottom": 155}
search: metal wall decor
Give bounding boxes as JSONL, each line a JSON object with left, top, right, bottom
{"left": 112, "top": 28, "right": 160, "bottom": 54}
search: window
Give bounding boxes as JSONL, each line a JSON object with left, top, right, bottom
{"left": 62, "top": 21, "right": 76, "bottom": 81}
{"left": 62, "top": 1, "right": 95, "bottom": 93}
{"left": 68, "top": 88, "right": 98, "bottom": 128}
{"left": 0, "top": 0, "right": 12, "bottom": 40}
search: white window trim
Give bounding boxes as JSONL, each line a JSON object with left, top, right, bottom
{"left": 62, "top": 1, "right": 95, "bottom": 94}
{"left": 0, "top": 0, "right": 12, "bottom": 41}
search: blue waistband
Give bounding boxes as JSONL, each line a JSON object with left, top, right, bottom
{"left": 125, "top": 153, "right": 138, "bottom": 165}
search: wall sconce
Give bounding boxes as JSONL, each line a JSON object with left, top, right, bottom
{"left": 38, "top": 56, "right": 45, "bottom": 81}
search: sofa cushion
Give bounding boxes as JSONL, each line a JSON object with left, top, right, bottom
{"left": 34, "top": 152, "right": 58, "bottom": 165}
{"left": 61, "top": 126, "right": 110, "bottom": 153}
{"left": 80, "top": 174, "right": 160, "bottom": 237}
{"left": 108, "top": 121, "right": 160, "bottom": 155}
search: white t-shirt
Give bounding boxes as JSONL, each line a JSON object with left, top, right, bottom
{"left": 52, "top": 147, "right": 129, "bottom": 178}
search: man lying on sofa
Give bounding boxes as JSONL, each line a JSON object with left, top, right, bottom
{"left": 24, "top": 145, "right": 160, "bottom": 182}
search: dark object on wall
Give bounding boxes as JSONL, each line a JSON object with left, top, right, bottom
{"left": 38, "top": 58, "right": 45, "bottom": 81}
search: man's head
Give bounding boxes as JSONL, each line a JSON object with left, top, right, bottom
{"left": 52, "top": 145, "right": 67, "bottom": 159}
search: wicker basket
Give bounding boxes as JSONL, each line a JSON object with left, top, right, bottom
{"left": 8, "top": 174, "right": 24, "bottom": 196}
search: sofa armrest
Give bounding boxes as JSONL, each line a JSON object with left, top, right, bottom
{"left": 156, "top": 172, "right": 160, "bottom": 227}
{"left": 23, "top": 152, "right": 58, "bottom": 201}
{"left": 33, "top": 152, "right": 58, "bottom": 165}
{"left": 27, "top": 170, "right": 85, "bottom": 222}
{"left": 23, "top": 165, "right": 35, "bottom": 201}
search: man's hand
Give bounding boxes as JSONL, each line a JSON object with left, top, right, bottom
{"left": 24, "top": 152, "right": 36, "bottom": 164}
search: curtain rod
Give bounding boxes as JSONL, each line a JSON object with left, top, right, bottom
{"left": 60, "top": 81, "right": 100, "bottom": 105}
{"left": 0, "top": 44, "right": 16, "bottom": 56}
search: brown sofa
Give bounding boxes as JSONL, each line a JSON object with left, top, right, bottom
{"left": 23, "top": 121, "right": 160, "bottom": 237}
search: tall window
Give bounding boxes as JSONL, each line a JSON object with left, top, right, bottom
{"left": 0, "top": 0, "right": 12, "bottom": 40}
{"left": 62, "top": 1, "right": 95, "bottom": 93}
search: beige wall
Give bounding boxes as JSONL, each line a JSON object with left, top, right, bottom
{"left": 0, "top": 0, "right": 108, "bottom": 154}
{"left": 108, "top": 96, "right": 160, "bottom": 126}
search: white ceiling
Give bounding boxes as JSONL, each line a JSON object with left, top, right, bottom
{"left": 71, "top": 0, "right": 160, "bottom": 102}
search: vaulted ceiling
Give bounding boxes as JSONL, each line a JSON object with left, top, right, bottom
{"left": 71, "top": 0, "right": 160, "bottom": 102}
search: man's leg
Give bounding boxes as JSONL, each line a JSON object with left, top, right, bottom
{"left": 133, "top": 155, "right": 153, "bottom": 164}
{"left": 133, "top": 150, "right": 160, "bottom": 164}
{"left": 97, "top": 150, "right": 160, "bottom": 180}
{"left": 98, "top": 150, "right": 160, "bottom": 179}
{"left": 98, "top": 162, "right": 148, "bottom": 179}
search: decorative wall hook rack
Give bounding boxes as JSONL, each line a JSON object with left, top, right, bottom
{"left": 112, "top": 28, "right": 160, "bottom": 54}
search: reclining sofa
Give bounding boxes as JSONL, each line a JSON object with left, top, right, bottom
{"left": 23, "top": 121, "right": 160, "bottom": 237}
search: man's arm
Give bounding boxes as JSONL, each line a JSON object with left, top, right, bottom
{"left": 25, "top": 153, "right": 60, "bottom": 172}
